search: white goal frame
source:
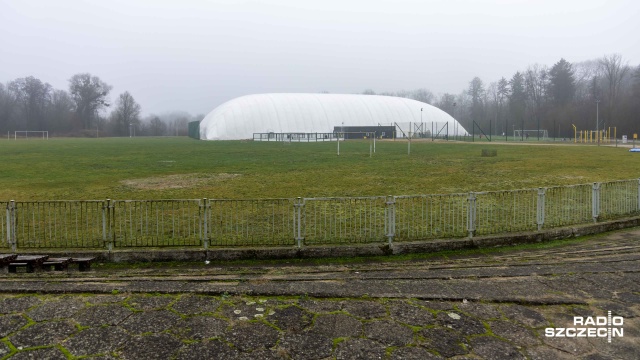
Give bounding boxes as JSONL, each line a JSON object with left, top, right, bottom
{"left": 513, "top": 129, "right": 548, "bottom": 140}
{"left": 14, "top": 131, "right": 49, "bottom": 140}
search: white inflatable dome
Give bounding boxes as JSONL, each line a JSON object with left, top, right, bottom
{"left": 199, "top": 93, "right": 466, "bottom": 140}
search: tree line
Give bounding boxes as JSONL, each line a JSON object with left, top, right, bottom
{"left": 0, "top": 73, "right": 202, "bottom": 137}
{"left": 364, "top": 54, "right": 640, "bottom": 139}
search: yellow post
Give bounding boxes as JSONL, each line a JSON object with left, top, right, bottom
{"left": 572, "top": 124, "right": 577, "bottom": 143}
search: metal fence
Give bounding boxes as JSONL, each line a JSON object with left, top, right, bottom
{"left": 12, "top": 201, "right": 105, "bottom": 249}
{"left": 544, "top": 184, "right": 594, "bottom": 228}
{"left": 208, "top": 199, "right": 294, "bottom": 247}
{"left": 2, "top": 178, "right": 640, "bottom": 250}
{"left": 1, "top": 201, "right": 8, "bottom": 248}
{"left": 600, "top": 179, "right": 640, "bottom": 220}
{"left": 394, "top": 194, "right": 468, "bottom": 240}
{"left": 303, "top": 197, "right": 387, "bottom": 245}
{"left": 112, "top": 199, "right": 203, "bottom": 248}
{"left": 475, "top": 189, "right": 539, "bottom": 236}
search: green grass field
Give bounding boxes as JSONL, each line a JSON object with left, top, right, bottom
{"left": 1, "top": 137, "right": 639, "bottom": 201}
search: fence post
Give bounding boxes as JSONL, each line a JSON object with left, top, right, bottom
{"left": 108, "top": 199, "right": 115, "bottom": 251}
{"left": 467, "top": 192, "right": 476, "bottom": 238}
{"left": 294, "top": 197, "right": 305, "bottom": 248}
{"left": 592, "top": 182, "right": 600, "bottom": 222}
{"left": 537, "top": 188, "right": 545, "bottom": 231}
{"left": 7, "top": 200, "right": 16, "bottom": 252}
{"left": 5, "top": 202, "right": 10, "bottom": 251}
{"left": 102, "top": 199, "right": 109, "bottom": 251}
{"left": 202, "top": 198, "right": 209, "bottom": 250}
{"left": 385, "top": 195, "right": 396, "bottom": 245}
{"left": 637, "top": 178, "right": 640, "bottom": 212}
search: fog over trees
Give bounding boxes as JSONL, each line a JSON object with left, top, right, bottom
{"left": 365, "top": 54, "right": 640, "bottom": 139}
{"left": 0, "top": 73, "right": 201, "bottom": 137}
{"left": 1, "top": 54, "right": 638, "bottom": 139}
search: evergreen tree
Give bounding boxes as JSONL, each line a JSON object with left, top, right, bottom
{"left": 548, "top": 58, "right": 576, "bottom": 105}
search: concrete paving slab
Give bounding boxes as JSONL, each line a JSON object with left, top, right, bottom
{"left": 9, "top": 320, "right": 76, "bottom": 348}
{"left": 64, "top": 326, "right": 130, "bottom": 357}
{"left": 1, "top": 227, "right": 640, "bottom": 359}
{"left": 364, "top": 320, "right": 415, "bottom": 346}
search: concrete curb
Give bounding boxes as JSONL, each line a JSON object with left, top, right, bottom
{"left": 14, "top": 216, "right": 640, "bottom": 263}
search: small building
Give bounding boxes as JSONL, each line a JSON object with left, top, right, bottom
{"left": 332, "top": 126, "right": 396, "bottom": 139}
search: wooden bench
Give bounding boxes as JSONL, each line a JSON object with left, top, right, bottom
{"left": 8, "top": 255, "right": 49, "bottom": 273}
{"left": 71, "top": 257, "right": 95, "bottom": 272}
{"left": 42, "top": 257, "right": 73, "bottom": 271}
{"left": 1, "top": 254, "right": 18, "bottom": 273}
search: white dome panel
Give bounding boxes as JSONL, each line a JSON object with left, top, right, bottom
{"left": 200, "top": 93, "right": 467, "bottom": 140}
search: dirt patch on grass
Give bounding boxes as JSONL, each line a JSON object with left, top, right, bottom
{"left": 121, "top": 173, "right": 241, "bottom": 190}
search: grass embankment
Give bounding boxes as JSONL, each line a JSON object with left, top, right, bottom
{"left": 0, "top": 137, "right": 638, "bottom": 200}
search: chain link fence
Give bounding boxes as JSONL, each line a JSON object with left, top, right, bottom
{"left": 2, "top": 178, "right": 640, "bottom": 250}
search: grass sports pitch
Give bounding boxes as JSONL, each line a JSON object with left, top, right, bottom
{"left": 1, "top": 137, "right": 639, "bottom": 201}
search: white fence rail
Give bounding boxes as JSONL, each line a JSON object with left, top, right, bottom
{"left": 2, "top": 179, "right": 640, "bottom": 250}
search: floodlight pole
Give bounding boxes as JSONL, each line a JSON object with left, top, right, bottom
{"left": 337, "top": 122, "right": 344, "bottom": 156}
{"left": 452, "top": 102, "right": 457, "bottom": 139}
{"left": 408, "top": 122, "right": 411, "bottom": 156}
{"left": 596, "top": 99, "right": 600, "bottom": 146}
{"left": 420, "top": 108, "right": 423, "bottom": 138}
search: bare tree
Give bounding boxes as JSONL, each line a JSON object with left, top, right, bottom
{"left": 410, "top": 88, "right": 434, "bottom": 104}
{"left": 509, "top": 72, "right": 527, "bottom": 138}
{"left": 48, "top": 90, "right": 75, "bottom": 133}
{"left": 110, "top": 91, "right": 141, "bottom": 136}
{"left": 467, "top": 77, "right": 485, "bottom": 130}
{"left": 525, "top": 64, "right": 548, "bottom": 139}
{"left": 7, "top": 76, "right": 52, "bottom": 130}
{"left": 69, "top": 73, "right": 112, "bottom": 130}
{"left": 599, "top": 54, "right": 629, "bottom": 126}
{"left": 0, "top": 83, "right": 18, "bottom": 133}
{"left": 496, "top": 77, "right": 509, "bottom": 135}
{"left": 148, "top": 116, "right": 167, "bottom": 136}
{"left": 487, "top": 82, "right": 499, "bottom": 135}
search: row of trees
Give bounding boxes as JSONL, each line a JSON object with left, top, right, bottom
{"left": 0, "top": 73, "right": 200, "bottom": 137}
{"left": 365, "top": 54, "right": 640, "bottom": 139}
{"left": 3, "top": 54, "right": 637, "bottom": 140}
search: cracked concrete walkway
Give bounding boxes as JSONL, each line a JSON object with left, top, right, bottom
{"left": 1, "top": 229, "right": 639, "bottom": 359}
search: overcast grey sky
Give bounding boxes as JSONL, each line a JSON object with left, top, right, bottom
{"left": 1, "top": 0, "right": 638, "bottom": 117}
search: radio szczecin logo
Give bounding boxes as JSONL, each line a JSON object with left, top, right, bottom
{"left": 545, "top": 311, "right": 623, "bottom": 343}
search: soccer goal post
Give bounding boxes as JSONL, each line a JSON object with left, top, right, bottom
{"left": 14, "top": 131, "right": 49, "bottom": 140}
{"left": 513, "top": 129, "right": 548, "bottom": 140}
